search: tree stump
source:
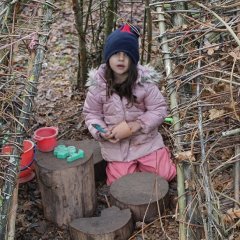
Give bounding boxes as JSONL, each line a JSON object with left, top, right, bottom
{"left": 69, "top": 206, "right": 133, "bottom": 240}
{"left": 35, "top": 139, "right": 96, "bottom": 227}
{"left": 80, "top": 139, "right": 106, "bottom": 182}
{"left": 79, "top": 139, "right": 102, "bottom": 165}
{"left": 110, "top": 172, "right": 169, "bottom": 222}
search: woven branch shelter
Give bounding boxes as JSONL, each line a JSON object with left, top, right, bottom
{"left": 0, "top": 0, "right": 54, "bottom": 238}
{"left": 0, "top": 0, "right": 240, "bottom": 239}
{"left": 151, "top": 1, "right": 240, "bottom": 239}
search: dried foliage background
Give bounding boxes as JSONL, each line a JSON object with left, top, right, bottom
{"left": 153, "top": 1, "right": 240, "bottom": 239}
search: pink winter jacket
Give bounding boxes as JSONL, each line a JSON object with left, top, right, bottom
{"left": 83, "top": 64, "right": 168, "bottom": 162}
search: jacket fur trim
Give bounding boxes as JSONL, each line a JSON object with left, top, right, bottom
{"left": 86, "top": 64, "right": 162, "bottom": 87}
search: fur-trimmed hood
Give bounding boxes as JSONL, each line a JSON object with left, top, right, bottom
{"left": 86, "top": 64, "right": 162, "bottom": 87}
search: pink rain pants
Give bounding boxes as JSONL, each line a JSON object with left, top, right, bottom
{"left": 106, "top": 147, "right": 176, "bottom": 185}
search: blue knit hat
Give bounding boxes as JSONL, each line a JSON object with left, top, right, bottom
{"left": 103, "top": 24, "right": 140, "bottom": 65}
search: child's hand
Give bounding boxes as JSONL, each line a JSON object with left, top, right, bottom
{"left": 100, "top": 130, "right": 120, "bottom": 143}
{"left": 127, "top": 121, "right": 141, "bottom": 133}
{"left": 99, "top": 129, "right": 111, "bottom": 140}
{"left": 108, "top": 121, "right": 132, "bottom": 140}
{"left": 99, "top": 132, "right": 110, "bottom": 140}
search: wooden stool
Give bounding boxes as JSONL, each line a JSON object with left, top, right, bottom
{"left": 110, "top": 172, "right": 169, "bottom": 222}
{"left": 35, "top": 139, "right": 96, "bottom": 226}
{"left": 69, "top": 206, "right": 133, "bottom": 240}
{"left": 80, "top": 139, "right": 106, "bottom": 182}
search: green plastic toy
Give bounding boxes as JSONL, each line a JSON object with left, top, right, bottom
{"left": 67, "top": 150, "right": 85, "bottom": 163}
{"left": 67, "top": 146, "right": 77, "bottom": 154}
{"left": 164, "top": 117, "right": 173, "bottom": 124}
{"left": 57, "top": 150, "right": 69, "bottom": 159}
{"left": 54, "top": 145, "right": 67, "bottom": 157}
{"left": 54, "top": 145, "right": 84, "bottom": 162}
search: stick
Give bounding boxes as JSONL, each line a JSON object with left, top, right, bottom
{"left": 194, "top": 2, "right": 240, "bottom": 47}
{"left": 6, "top": 183, "right": 18, "bottom": 240}
{"left": 156, "top": 5, "right": 186, "bottom": 240}
{"left": 235, "top": 146, "right": 240, "bottom": 209}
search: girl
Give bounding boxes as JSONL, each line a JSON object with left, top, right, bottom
{"left": 83, "top": 24, "right": 176, "bottom": 185}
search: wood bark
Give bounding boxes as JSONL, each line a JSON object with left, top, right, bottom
{"left": 69, "top": 206, "right": 133, "bottom": 240}
{"left": 104, "top": 0, "right": 115, "bottom": 38}
{"left": 35, "top": 139, "right": 96, "bottom": 227}
{"left": 72, "top": 0, "right": 88, "bottom": 88}
{"left": 110, "top": 172, "right": 169, "bottom": 222}
{"left": 146, "top": 0, "right": 152, "bottom": 63}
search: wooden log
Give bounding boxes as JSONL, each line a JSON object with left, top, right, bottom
{"left": 80, "top": 139, "right": 106, "bottom": 182}
{"left": 79, "top": 139, "right": 102, "bottom": 165}
{"left": 110, "top": 172, "right": 169, "bottom": 222}
{"left": 69, "top": 206, "right": 133, "bottom": 240}
{"left": 35, "top": 139, "right": 96, "bottom": 227}
{"left": 66, "top": 139, "right": 106, "bottom": 181}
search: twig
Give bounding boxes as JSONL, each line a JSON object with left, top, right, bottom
{"left": 156, "top": 5, "right": 186, "bottom": 240}
{"left": 104, "top": 194, "right": 110, "bottom": 208}
{"left": 234, "top": 146, "right": 240, "bottom": 209}
{"left": 222, "top": 128, "right": 240, "bottom": 137}
{"left": 6, "top": 183, "right": 18, "bottom": 240}
{"left": 194, "top": 2, "right": 240, "bottom": 47}
{"left": 128, "top": 215, "right": 175, "bottom": 240}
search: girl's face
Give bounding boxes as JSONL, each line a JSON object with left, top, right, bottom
{"left": 109, "top": 52, "right": 130, "bottom": 78}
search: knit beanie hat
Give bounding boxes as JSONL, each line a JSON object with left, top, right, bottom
{"left": 103, "top": 24, "right": 140, "bottom": 65}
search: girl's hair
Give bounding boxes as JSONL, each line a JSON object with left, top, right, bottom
{"left": 105, "top": 60, "right": 138, "bottom": 105}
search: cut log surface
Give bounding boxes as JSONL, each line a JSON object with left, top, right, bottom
{"left": 35, "top": 139, "right": 96, "bottom": 227}
{"left": 80, "top": 139, "right": 102, "bottom": 164}
{"left": 110, "top": 172, "right": 169, "bottom": 222}
{"left": 69, "top": 206, "right": 133, "bottom": 240}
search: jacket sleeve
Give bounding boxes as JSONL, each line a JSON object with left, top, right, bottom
{"left": 137, "top": 83, "right": 168, "bottom": 134}
{"left": 83, "top": 86, "right": 107, "bottom": 141}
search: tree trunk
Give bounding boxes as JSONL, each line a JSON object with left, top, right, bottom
{"left": 72, "top": 0, "right": 88, "bottom": 88}
{"left": 104, "top": 0, "right": 115, "bottom": 38}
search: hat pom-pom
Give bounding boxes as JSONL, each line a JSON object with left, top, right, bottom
{"left": 119, "top": 24, "right": 140, "bottom": 38}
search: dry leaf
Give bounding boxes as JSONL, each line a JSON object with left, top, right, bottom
{"left": 175, "top": 151, "right": 195, "bottom": 162}
{"left": 204, "top": 39, "right": 219, "bottom": 55}
{"left": 223, "top": 208, "right": 240, "bottom": 224}
{"left": 205, "top": 85, "right": 217, "bottom": 95}
{"left": 174, "top": 65, "right": 186, "bottom": 76}
{"left": 208, "top": 109, "right": 225, "bottom": 120}
{"left": 207, "top": 47, "right": 214, "bottom": 55}
{"left": 229, "top": 47, "right": 240, "bottom": 60}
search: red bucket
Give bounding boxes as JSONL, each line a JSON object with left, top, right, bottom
{"left": 19, "top": 140, "right": 35, "bottom": 179}
{"left": 33, "top": 127, "right": 58, "bottom": 152}
{"left": 2, "top": 140, "right": 35, "bottom": 183}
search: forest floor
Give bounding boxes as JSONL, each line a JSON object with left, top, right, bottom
{"left": 16, "top": 1, "right": 178, "bottom": 239}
